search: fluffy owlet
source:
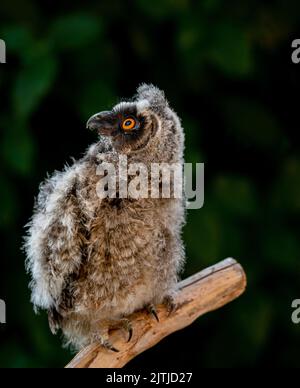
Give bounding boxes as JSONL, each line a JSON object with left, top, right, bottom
{"left": 25, "top": 84, "right": 186, "bottom": 351}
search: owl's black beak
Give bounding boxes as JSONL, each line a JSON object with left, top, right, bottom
{"left": 86, "top": 111, "right": 118, "bottom": 136}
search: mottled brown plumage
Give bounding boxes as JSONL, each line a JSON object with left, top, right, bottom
{"left": 25, "top": 84, "right": 186, "bottom": 350}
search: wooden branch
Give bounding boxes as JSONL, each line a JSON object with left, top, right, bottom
{"left": 66, "top": 258, "right": 246, "bottom": 368}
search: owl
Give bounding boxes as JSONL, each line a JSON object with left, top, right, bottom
{"left": 25, "top": 84, "right": 186, "bottom": 351}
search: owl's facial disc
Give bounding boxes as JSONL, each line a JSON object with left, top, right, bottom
{"left": 87, "top": 110, "right": 141, "bottom": 136}
{"left": 87, "top": 103, "right": 156, "bottom": 153}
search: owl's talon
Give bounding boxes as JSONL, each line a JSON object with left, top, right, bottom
{"left": 146, "top": 304, "right": 160, "bottom": 322}
{"left": 163, "top": 295, "right": 177, "bottom": 316}
{"left": 152, "top": 309, "right": 160, "bottom": 322}
{"left": 93, "top": 331, "right": 120, "bottom": 352}
{"left": 118, "top": 318, "right": 133, "bottom": 342}
{"left": 127, "top": 327, "right": 133, "bottom": 342}
{"left": 102, "top": 339, "right": 119, "bottom": 353}
{"left": 105, "top": 318, "right": 133, "bottom": 343}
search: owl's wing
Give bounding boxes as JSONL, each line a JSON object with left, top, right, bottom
{"left": 25, "top": 164, "right": 87, "bottom": 332}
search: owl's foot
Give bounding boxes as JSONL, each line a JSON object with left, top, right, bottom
{"left": 92, "top": 332, "right": 119, "bottom": 353}
{"left": 163, "top": 295, "right": 177, "bottom": 316}
{"left": 145, "top": 296, "right": 176, "bottom": 322}
{"left": 101, "top": 338, "right": 120, "bottom": 353}
{"left": 111, "top": 318, "right": 133, "bottom": 342}
{"left": 146, "top": 303, "right": 160, "bottom": 322}
{"left": 94, "top": 318, "right": 133, "bottom": 352}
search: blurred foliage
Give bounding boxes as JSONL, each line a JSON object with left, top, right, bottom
{"left": 0, "top": 0, "right": 299, "bottom": 368}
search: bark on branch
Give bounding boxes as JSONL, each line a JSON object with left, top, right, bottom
{"left": 66, "top": 257, "right": 246, "bottom": 368}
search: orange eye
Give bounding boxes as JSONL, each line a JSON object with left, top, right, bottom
{"left": 122, "top": 117, "right": 136, "bottom": 131}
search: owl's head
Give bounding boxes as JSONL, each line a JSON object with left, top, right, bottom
{"left": 87, "top": 84, "right": 183, "bottom": 157}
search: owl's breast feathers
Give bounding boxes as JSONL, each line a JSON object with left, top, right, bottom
{"left": 53, "top": 156, "right": 183, "bottom": 319}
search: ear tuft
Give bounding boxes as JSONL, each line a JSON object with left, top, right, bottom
{"left": 136, "top": 83, "right": 168, "bottom": 108}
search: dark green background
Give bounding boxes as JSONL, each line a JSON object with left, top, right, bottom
{"left": 0, "top": 0, "right": 299, "bottom": 368}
